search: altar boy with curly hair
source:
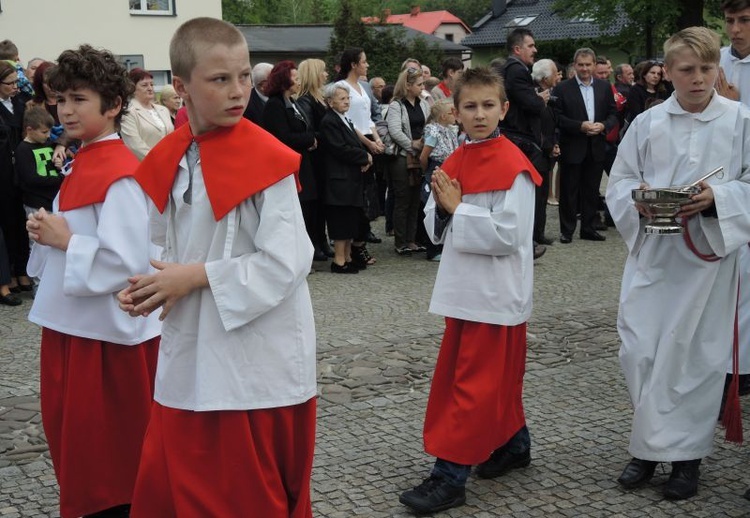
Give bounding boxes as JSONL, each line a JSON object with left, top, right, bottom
{"left": 26, "top": 45, "right": 160, "bottom": 518}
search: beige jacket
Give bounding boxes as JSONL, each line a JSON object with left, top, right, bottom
{"left": 120, "top": 100, "right": 174, "bottom": 160}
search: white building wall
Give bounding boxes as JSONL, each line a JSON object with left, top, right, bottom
{"left": 0, "top": 0, "right": 221, "bottom": 76}
{"left": 432, "top": 24, "right": 470, "bottom": 44}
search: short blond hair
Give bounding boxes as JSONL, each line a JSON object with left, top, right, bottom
{"left": 170, "top": 17, "right": 246, "bottom": 80}
{"left": 159, "top": 84, "right": 178, "bottom": 104}
{"left": 453, "top": 67, "right": 506, "bottom": 107}
{"left": 298, "top": 59, "right": 326, "bottom": 103}
{"left": 663, "top": 26, "right": 720, "bottom": 66}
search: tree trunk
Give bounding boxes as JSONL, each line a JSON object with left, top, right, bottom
{"left": 676, "top": 0, "right": 705, "bottom": 29}
{"left": 645, "top": 23, "right": 654, "bottom": 59}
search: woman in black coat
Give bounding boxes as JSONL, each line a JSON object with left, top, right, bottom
{"left": 319, "top": 83, "right": 372, "bottom": 274}
{"left": 260, "top": 61, "right": 318, "bottom": 253}
{"left": 296, "top": 58, "right": 332, "bottom": 261}
{"left": 0, "top": 61, "right": 31, "bottom": 292}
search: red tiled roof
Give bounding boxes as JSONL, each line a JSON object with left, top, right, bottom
{"left": 363, "top": 10, "right": 471, "bottom": 35}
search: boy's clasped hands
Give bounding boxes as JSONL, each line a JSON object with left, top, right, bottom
{"left": 26, "top": 208, "right": 72, "bottom": 251}
{"left": 431, "top": 167, "right": 462, "bottom": 215}
{"left": 118, "top": 260, "right": 208, "bottom": 321}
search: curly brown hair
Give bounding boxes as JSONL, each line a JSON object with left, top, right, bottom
{"left": 47, "top": 44, "right": 134, "bottom": 124}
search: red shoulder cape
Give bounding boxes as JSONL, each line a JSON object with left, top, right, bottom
{"left": 58, "top": 139, "right": 140, "bottom": 211}
{"left": 135, "top": 118, "right": 301, "bottom": 221}
{"left": 440, "top": 135, "right": 542, "bottom": 194}
{"left": 437, "top": 81, "right": 451, "bottom": 98}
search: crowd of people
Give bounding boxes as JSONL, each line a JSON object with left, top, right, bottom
{"left": 0, "top": 43, "right": 178, "bottom": 308}
{"left": 2, "top": 0, "right": 750, "bottom": 515}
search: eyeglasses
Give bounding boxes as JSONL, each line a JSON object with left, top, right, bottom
{"left": 406, "top": 67, "right": 421, "bottom": 74}
{"left": 0, "top": 80, "right": 17, "bottom": 86}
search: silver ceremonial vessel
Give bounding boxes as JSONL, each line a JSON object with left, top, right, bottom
{"left": 631, "top": 186, "right": 700, "bottom": 234}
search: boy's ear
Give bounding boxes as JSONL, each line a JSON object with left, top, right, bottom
{"left": 173, "top": 76, "right": 188, "bottom": 100}
{"left": 102, "top": 95, "right": 123, "bottom": 120}
{"left": 497, "top": 100, "right": 510, "bottom": 122}
{"left": 662, "top": 65, "right": 671, "bottom": 82}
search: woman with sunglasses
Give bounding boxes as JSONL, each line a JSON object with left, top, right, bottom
{"left": 626, "top": 60, "right": 669, "bottom": 122}
{"left": 261, "top": 60, "right": 318, "bottom": 272}
{"left": 386, "top": 66, "right": 430, "bottom": 256}
{"left": 0, "top": 61, "right": 32, "bottom": 299}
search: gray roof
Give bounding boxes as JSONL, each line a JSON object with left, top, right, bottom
{"left": 462, "top": 0, "right": 627, "bottom": 47}
{"left": 235, "top": 24, "right": 470, "bottom": 55}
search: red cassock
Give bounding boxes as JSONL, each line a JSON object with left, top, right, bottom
{"left": 41, "top": 139, "right": 160, "bottom": 518}
{"left": 131, "top": 400, "right": 316, "bottom": 518}
{"left": 130, "top": 120, "right": 316, "bottom": 517}
{"left": 422, "top": 136, "right": 540, "bottom": 466}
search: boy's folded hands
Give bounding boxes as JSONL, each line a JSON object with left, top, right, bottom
{"left": 118, "top": 260, "right": 208, "bottom": 320}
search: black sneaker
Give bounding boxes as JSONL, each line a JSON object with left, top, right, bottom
{"left": 399, "top": 475, "right": 466, "bottom": 514}
{"left": 476, "top": 448, "right": 531, "bottom": 479}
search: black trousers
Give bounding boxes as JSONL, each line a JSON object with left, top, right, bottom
{"left": 0, "top": 226, "right": 11, "bottom": 286}
{"left": 0, "top": 194, "right": 29, "bottom": 278}
{"left": 559, "top": 153, "right": 604, "bottom": 238}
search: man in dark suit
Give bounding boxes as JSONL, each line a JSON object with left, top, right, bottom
{"left": 243, "top": 62, "right": 273, "bottom": 125}
{"left": 496, "top": 28, "right": 552, "bottom": 253}
{"left": 553, "top": 47, "right": 618, "bottom": 243}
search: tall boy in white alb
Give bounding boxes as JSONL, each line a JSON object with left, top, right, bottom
{"left": 120, "top": 17, "right": 317, "bottom": 517}
{"left": 606, "top": 27, "right": 750, "bottom": 500}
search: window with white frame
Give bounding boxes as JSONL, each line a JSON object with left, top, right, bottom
{"left": 129, "top": 0, "right": 175, "bottom": 16}
{"left": 505, "top": 15, "right": 538, "bottom": 27}
{"left": 570, "top": 14, "right": 595, "bottom": 23}
{"left": 150, "top": 70, "right": 172, "bottom": 91}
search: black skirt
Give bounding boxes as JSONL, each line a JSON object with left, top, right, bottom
{"left": 326, "top": 205, "right": 360, "bottom": 240}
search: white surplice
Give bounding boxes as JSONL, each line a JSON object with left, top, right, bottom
{"left": 27, "top": 152, "right": 161, "bottom": 345}
{"left": 424, "top": 173, "right": 536, "bottom": 326}
{"left": 605, "top": 93, "right": 750, "bottom": 461}
{"left": 721, "top": 46, "right": 750, "bottom": 374}
{"left": 150, "top": 155, "right": 316, "bottom": 412}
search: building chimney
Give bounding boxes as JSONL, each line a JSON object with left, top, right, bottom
{"left": 492, "top": 0, "right": 507, "bottom": 17}
{"left": 410, "top": 5, "right": 420, "bottom": 16}
{"left": 383, "top": 8, "right": 391, "bottom": 18}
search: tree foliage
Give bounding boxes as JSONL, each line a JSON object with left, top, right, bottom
{"left": 553, "top": 0, "right": 725, "bottom": 59}
{"left": 327, "top": 0, "right": 444, "bottom": 83}
{"left": 222, "top": 0, "right": 488, "bottom": 27}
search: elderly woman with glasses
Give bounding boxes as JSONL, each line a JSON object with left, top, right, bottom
{"left": 120, "top": 68, "right": 174, "bottom": 161}
{"left": 0, "top": 61, "right": 33, "bottom": 298}
{"left": 626, "top": 60, "right": 670, "bottom": 122}
{"left": 386, "top": 66, "right": 430, "bottom": 256}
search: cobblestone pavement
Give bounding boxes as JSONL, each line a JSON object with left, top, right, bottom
{"left": 2, "top": 209, "right": 750, "bottom": 517}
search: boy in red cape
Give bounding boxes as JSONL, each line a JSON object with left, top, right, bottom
{"left": 400, "top": 67, "right": 542, "bottom": 514}
{"left": 25, "top": 45, "right": 161, "bottom": 517}
{"left": 118, "top": 18, "right": 317, "bottom": 517}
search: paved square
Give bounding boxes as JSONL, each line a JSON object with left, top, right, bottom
{"left": 1, "top": 211, "right": 748, "bottom": 517}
